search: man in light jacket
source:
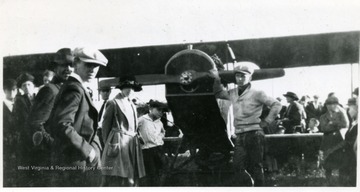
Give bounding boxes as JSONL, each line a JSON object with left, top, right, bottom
{"left": 212, "top": 62, "right": 281, "bottom": 186}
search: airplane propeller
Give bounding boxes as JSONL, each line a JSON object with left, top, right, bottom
{"left": 135, "top": 68, "right": 285, "bottom": 85}
{"left": 99, "top": 68, "right": 285, "bottom": 87}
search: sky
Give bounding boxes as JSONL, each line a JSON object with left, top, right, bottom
{"left": 1, "top": 0, "right": 359, "bottom": 105}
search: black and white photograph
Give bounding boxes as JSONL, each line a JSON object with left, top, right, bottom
{"left": 1, "top": 0, "right": 359, "bottom": 189}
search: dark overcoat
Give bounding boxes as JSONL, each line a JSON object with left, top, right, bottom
{"left": 282, "top": 102, "right": 302, "bottom": 133}
{"left": 50, "top": 76, "right": 102, "bottom": 169}
{"left": 319, "top": 107, "right": 349, "bottom": 169}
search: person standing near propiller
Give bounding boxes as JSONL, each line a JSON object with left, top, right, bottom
{"left": 28, "top": 48, "right": 74, "bottom": 186}
{"left": 211, "top": 62, "right": 281, "bottom": 186}
{"left": 138, "top": 100, "right": 168, "bottom": 186}
{"left": 49, "top": 47, "right": 107, "bottom": 187}
{"left": 101, "top": 76, "right": 146, "bottom": 186}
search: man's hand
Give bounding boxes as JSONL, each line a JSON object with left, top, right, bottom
{"left": 260, "top": 120, "right": 270, "bottom": 128}
{"left": 318, "top": 150, "right": 324, "bottom": 164}
{"left": 32, "top": 131, "right": 43, "bottom": 146}
{"left": 231, "top": 134, "right": 237, "bottom": 139}
{"left": 208, "top": 69, "right": 220, "bottom": 80}
{"left": 281, "top": 118, "right": 289, "bottom": 121}
{"left": 88, "top": 148, "right": 96, "bottom": 163}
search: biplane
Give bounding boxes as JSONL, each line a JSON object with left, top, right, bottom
{"left": 3, "top": 31, "right": 359, "bottom": 184}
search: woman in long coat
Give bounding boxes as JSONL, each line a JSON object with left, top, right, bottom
{"left": 12, "top": 73, "right": 36, "bottom": 186}
{"left": 319, "top": 96, "right": 349, "bottom": 184}
{"left": 101, "top": 76, "right": 146, "bottom": 186}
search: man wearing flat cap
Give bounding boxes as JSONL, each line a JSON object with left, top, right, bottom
{"left": 282, "top": 92, "right": 304, "bottom": 133}
{"left": 212, "top": 62, "right": 281, "bottom": 186}
{"left": 49, "top": 47, "right": 108, "bottom": 186}
{"left": 25, "top": 48, "right": 74, "bottom": 186}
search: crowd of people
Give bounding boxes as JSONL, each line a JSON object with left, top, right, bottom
{"left": 2, "top": 47, "right": 172, "bottom": 187}
{"left": 2, "top": 47, "right": 358, "bottom": 187}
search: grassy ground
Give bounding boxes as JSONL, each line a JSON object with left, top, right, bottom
{"left": 160, "top": 151, "right": 343, "bottom": 187}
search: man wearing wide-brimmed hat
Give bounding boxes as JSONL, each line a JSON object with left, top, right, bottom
{"left": 25, "top": 48, "right": 74, "bottom": 186}
{"left": 281, "top": 91, "right": 304, "bottom": 133}
{"left": 50, "top": 47, "right": 108, "bottom": 186}
{"left": 101, "top": 75, "right": 145, "bottom": 186}
{"left": 212, "top": 62, "right": 281, "bottom": 186}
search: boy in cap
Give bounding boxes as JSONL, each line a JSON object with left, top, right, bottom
{"left": 212, "top": 62, "right": 281, "bottom": 186}
{"left": 138, "top": 100, "right": 168, "bottom": 186}
{"left": 27, "top": 48, "right": 74, "bottom": 186}
{"left": 50, "top": 47, "right": 107, "bottom": 186}
{"left": 306, "top": 118, "right": 320, "bottom": 133}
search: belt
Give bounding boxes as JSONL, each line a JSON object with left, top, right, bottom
{"left": 111, "top": 128, "right": 137, "bottom": 137}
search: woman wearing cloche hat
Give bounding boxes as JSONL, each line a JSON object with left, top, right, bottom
{"left": 12, "top": 72, "right": 37, "bottom": 185}
{"left": 101, "top": 75, "right": 145, "bottom": 186}
{"left": 319, "top": 96, "right": 349, "bottom": 185}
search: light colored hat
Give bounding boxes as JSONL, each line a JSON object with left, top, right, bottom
{"left": 233, "top": 62, "right": 258, "bottom": 75}
{"left": 73, "top": 47, "right": 108, "bottom": 66}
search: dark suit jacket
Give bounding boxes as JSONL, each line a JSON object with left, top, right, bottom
{"left": 50, "top": 76, "right": 101, "bottom": 167}
{"left": 345, "top": 122, "right": 357, "bottom": 151}
{"left": 305, "top": 101, "right": 323, "bottom": 120}
{"left": 3, "top": 103, "right": 14, "bottom": 136}
{"left": 3, "top": 103, "right": 16, "bottom": 153}
{"left": 29, "top": 76, "right": 62, "bottom": 146}
{"left": 283, "top": 101, "right": 302, "bottom": 132}
{"left": 13, "top": 94, "right": 35, "bottom": 150}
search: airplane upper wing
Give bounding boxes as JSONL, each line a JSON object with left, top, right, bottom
{"left": 3, "top": 31, "right": 359, "bottom": 83}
